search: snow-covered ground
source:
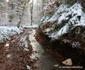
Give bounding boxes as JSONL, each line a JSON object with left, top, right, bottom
{"left": 0, "top": 26, "right": 23, "bottom": 43}
{"left": 19, "top": 35, "right": 29, "bottom": 51}
{"left": 22, "top": 24, "right": 38, "bottom": 28}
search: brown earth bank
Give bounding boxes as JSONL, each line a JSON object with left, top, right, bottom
{"left": 35, "top": 29, "right": 85, "bottom": 70}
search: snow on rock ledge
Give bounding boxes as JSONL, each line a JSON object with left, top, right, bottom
{"left": 0, "top": 26, "right": 23, "bottom": 43}
{"left": 40, "top": 3, "right": 85, "bottom": 40}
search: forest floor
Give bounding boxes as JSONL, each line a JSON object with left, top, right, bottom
{"left": 0, "top": 28, "right": 59, "bottom": 70}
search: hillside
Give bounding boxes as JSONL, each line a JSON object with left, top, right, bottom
{"left": 36, "top": 0, "right": 85, "bottom": 69}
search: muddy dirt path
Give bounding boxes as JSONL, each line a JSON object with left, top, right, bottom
{"left": 0, "top": 29, "right": 59, "bottom": 70}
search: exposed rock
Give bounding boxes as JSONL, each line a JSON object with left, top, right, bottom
{"left": 35, "top": 0, "right": 85, "bottom": 68}
{"left": 62, "top": 58, "right": 73, "bottom": 66}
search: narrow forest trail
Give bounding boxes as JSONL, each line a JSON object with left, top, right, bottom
{"left": 0, "top": 29, "right": 59, "bottom": 70}
{"left": 29, "top": 29, "right": 58, "bottom": 70}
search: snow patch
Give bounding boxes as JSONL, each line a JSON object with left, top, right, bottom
{"left": 48, "top": 4, "right": 69, "bottom": 23}
{"left": 0, "top": 26, "right": 22, "bottom": 43}
{"left": 22, "top": 25, "right": 38, "bottom": 28}
{"left": 27, "top": 65, "right": 31, "bottom": 70}
{"left": 49, "top": 24, "right": 69, "bottom": 39}
{"left": 19, "top": 35, "right": 29, "bottom": 51}
{"left": 72, "top": 42, "right": 81, "bottom": 48}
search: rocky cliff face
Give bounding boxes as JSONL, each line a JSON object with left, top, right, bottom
{"left": 39, "top": 0, "right": 85, "bottom": 41}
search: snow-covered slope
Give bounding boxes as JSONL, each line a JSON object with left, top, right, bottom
{"left": 0, "top": 26, "right": 23, "bottom": 43}
{"left": 40, "top": 3, "right": 85, "bottom": 40}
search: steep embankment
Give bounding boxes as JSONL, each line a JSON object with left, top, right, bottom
{"left": 36, "top": 0, "right": 85, "bottom": 68}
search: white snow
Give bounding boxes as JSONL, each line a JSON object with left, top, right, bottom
{"left": 44, "top": 28, "right": 54, "bottom": 33}
{"left": 27, "top": 65, "right": 31, "bottom": 70}
{"left": 49, "top": 24, "right": 69, "bottom": 39}
{"left": 72, "top": 42, "right": 81, "bottom": 48}
{"left": 43, "top": 3, "right": 85, "bottom": 40}
{"left": 62, "top": 39, "right": 70, "bottom": 43}
{"left": 39, "top": 15, "right": 51, "bottom": 28}
{"left": 48, "top": 4, "right": 69, "bottom": 23}
{"left": 57, "top": 24, "right": 69, "bottom": 36}
{"left": 22, "top": 24, "right": 38, "bottom": 28}
{"left": 57, "top": 3, "right": 83, "bottom": 25}
{"left": 0, "top": 26, "right": 22, "bottom": 43}
{"left": 41, "top": 16, "right": 51, "bottom": 23}
{"left": 19, "top": 35, "right": 29, "bottom": 51}
{"left": 58, "top": 13, "right": 66, "bottom": 24}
